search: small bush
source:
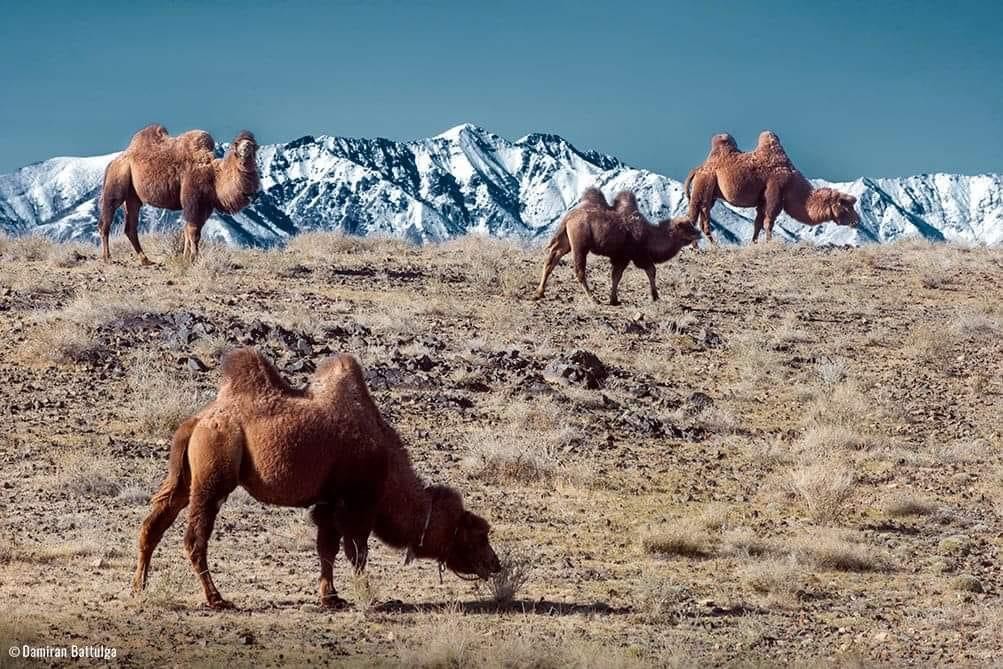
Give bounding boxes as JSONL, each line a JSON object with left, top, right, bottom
{"left": 486, "top": 548, "right": 531, "bottom": 607}
{"left": 883, "top": 493, "right": 937, "bottom": 518}
{"left": 640, "top": 520, "right": 712, "bottom": 558}
{"left": 128, "top": 354, "right": 207, "bottom": 438}
{"left": 739, "top": 558, "right": 807, "bottom": 606}
{"left": 786, "top": 459, "right": 855, "bottom": 523}
{"left": 791, "top": 530, "right": 890, "bottom": 572}
{"left": 720, "top": 527, "right": 775, "bottom": 558}
{"left": 462, "top": 430, "right": 557, "bottom": 485}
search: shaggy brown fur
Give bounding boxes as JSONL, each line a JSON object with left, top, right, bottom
{"left": 684, "top": 131, "right": 859, "bottom": 244}
{"left": 534, "top": 189, "right": 701, "bottom": 305}
{"left": 132, "top": 348, "right": 501, "bottom": 610}
{"left": 99, "top": 125, "right": 260, "bottom": 264}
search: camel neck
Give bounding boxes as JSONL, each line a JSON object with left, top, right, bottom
{"left": 781, "top": 174, "right": 826, "bottom": 225}
{"left": 372, "top": 446, "right": 431, "bottom": 551}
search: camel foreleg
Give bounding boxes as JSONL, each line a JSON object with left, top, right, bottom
{"left": 609, "top": 259, "right": 628, "bottom": 305}
{"left": 311, "top": 504, "right": 349, "bottom": 609}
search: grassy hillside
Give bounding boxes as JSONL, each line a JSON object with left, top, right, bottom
{"left": 1, "top": 233, "right": 1001, "bottom": 667}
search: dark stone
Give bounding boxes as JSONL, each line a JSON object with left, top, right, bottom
{"left": 545, "top": 349, "right": 608, "bottom": 389}
{"left": 688, "top": 392, "right": 714, "bottom": 413}
{"left": 186, "top": 356, "right": 208, "bottom": 372}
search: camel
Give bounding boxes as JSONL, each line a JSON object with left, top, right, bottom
{"left": 132, "top": 348, "right": 501, "bottom": 610}
{"left": 534, "top": 188, "right": 701, "bottom": 305}
{"left": 683, "top": 131, "right": 859, "bottom": 244}
{"left": 99, "top": 124, "right": 260, "bottom": 265}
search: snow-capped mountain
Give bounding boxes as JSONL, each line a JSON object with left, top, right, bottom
{"left": 1, "top": 123, "right": 1000, "bottom": 247}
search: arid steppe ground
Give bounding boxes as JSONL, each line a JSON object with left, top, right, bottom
{"left": 1, "top": 233, "right": 1001, "bottom": 667}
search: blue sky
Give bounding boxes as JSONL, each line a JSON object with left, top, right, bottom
{"left": 1, "top": 0, "right": 1000, "bottom": 179}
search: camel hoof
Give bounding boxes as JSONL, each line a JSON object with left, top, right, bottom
{"left": 205, "top": 598, "right": 236, "bottom": 611}
{"left": 532, "top": 293, "right": 544, "bottom": 301}
{"left": 609, "top": 299, "right": 620, "bottom": 306}
{"left": 138, "top": 256, "right": 154, "bottom": 267}
{"left": 320, "top": 595, "right": 350, "bottom": 610}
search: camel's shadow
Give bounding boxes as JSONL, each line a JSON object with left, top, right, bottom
{"left": 374, "top": 599, "right": 632, "bottom": 616}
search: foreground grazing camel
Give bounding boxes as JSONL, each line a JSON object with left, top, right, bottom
{"left": 684, "top": 131, "right": 859, "bottom": 244}
{"left": 132, "top": 348, "right": 501, "bottom": 610}
{"left": 534, "top": 188, "right": 701, "bottom": 304}
{"left": 100, "top": 124, "right": 260, "bottom": 264}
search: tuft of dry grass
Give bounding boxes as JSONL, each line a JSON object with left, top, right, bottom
{"left": 350, "top": 570, "right": 381, "bottom": 612}
{"left": 640, "top": 520, "right": 713, "bottom": 559}
{"left": 815, "top": 357, "right": 849, "bottom": 386}
{"left": 739, "top": 557, "right": 807, "bottom": 606}
{"left": 1, "top": 234, "right": 54, "bottom": 262}
{"left": 883, "top": 492, "right": 938, "bottom": 518}
{"left": 790, "top": 530, "right": 890, "bottom": 572}
{"left": 786, "top": 459, "right": 856, "bottom": 523}
{"left": 951, "top": 310, "right": 1000, "bottom": 338}
{"left": 462, "top": 431, "right": 557, "bottom": 485}
{"left": 486, "top": 547, "right": 532, "bottom": 607}
{"left": 127, "top": 353, "right": 208, "bottom": 438}
{"left": 720, "top": 527, "right": 776, "bottom": 558}
{"left": 53, "top": 451, "right": 121, "bottom": 498}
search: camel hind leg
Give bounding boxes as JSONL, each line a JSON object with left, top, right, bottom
{"left": 183, "top": 419, "right": 242, "bottom": 609}
{"left": 534, "top": 230, "right": 571, "bottom": 300}
{"left": 99, "top": 157, "right": 132, "bottom": 262}
{"left": 310, "top": 504, "right": 348, "bottom": 609}
{"left": 124, "top": 191, "right": 153, "bottom": 266}
{"left": 132, "top": 415, "right": 198, "bottom": 594}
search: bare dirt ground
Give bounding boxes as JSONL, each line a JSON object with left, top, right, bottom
{"left": 1, "top": 233, "right": 1001, "bottom": 668}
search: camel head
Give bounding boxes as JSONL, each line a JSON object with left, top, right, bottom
{"left": 667, "top": 216, "right": 702, "bottom": 245}
{"left": 818, "top": 189, "right": 860, "bottom": 227}
{"left": 231, "top": 130, "right": 259, "bottom": 165}
{"left": 420, "top": 485, "right": 501, "bottom": 580}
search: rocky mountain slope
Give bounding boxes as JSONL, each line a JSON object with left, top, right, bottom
{"left": 1, "top": 124, "right": 1000, "bottom": 247}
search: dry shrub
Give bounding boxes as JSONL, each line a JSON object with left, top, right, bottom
{"left": 128, "top": 353, "right": 208, "bottom": 438}
{"left": 739, "top": 557, "right": 807, "bottom": 606}
{"left": 640, "top": 519, "right": 713, "bottom": 558}
{"left": 906, "top": 323, "right": 958, "bottom": 367}
{"left": 883, "top": 493, "right": 937, "bottom": 518}
{"left": 486, "top": 547, "right": 531, "bottom": 607}
{"left": 786, "top": 459, "right": 855, "bottom": 523}
{"left": 24, "top": 324, "right": 101, "bottom": 365}
{"left": 636, "top": 572, "right": 691, "bottom": 620}
{"left": 1, "top": 234, "right": 53, "bottom": 261}
{"left": 815, "top": 357, "right": 849, "bottom": 386}
{"left": 47, "top": 242, "right": 92, "bottom": 268}
{"left": 397, "top": 621, "right": 645, "bottom": 669}
{"left": 720, "top": 527, "right": 776, "bottom": 558}
{"left": 53, "top": 451, "right": 121, "bottom": 498}
{"left": 287, "top": 231, "right": 413, "bottom": 262}
{"left": 952, "top": 310, "right": 1000, "bottom": 338}
{"left": 696, "top": 406, "right": 741, "bottom": 434}
{"left": 440, "top": 236, "right": 529, "bottom": 297}
{"left": 140, "top": 558, "right": 193, "bottom": 611}
{"left": 769, "top": 312, "right": 811, "bottom": 350}
{"left": 791, "top": 530, "right": 890, "bottom": 572}
{"left": 934, "top": 438, "right": 997, "bottom": 464}
{"left": 350, "top": 570, "right": 381, "bottom": 612}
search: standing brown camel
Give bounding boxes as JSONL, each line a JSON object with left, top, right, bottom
{"left": 683, "top": 131, "right": 859, "bottom": 244}
{"left": 534, "top": 188, "right": 700, "bottom": 305}
{"left": 132, "top": 348, "right": 501, "bottom": 610}
{"left": 99, "top": 124, "right": 260, "bottom": 265}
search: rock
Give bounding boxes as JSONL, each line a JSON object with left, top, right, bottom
{"left": 239, "top": 632, "right": 255, "bottom": 645}
{"left": 295, "top": 337, "right": 313, "bottom": 357}
{"left": 186, "top": 356, "right": 208, "bottom": 372}
{"left": 687, "top": 392, "right": 714, "bottom": 413}
{"left": 697, "top": 327, "right": 723, "bottom": 348}
{"left": 544, "top": 349, "right": 608, "bottom": 389}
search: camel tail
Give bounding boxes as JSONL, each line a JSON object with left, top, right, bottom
{"left": 546, "top": 218, "right": 569, "bottom": 252}
{"left": 683, "top": 168, "right": 696, "bottom": 198}
{"left": 151, "top": 416, "right": 198, "bottom": 506}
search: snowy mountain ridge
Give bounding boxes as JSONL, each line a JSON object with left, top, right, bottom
{"left": 1, "top": 123, "right": 1001, "bottom": 247}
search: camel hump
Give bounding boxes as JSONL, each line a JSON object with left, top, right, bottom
{"left": 578, "top": 187, "right": 610, "bottom": 210}
{"left": 612, "top": 190, "right": 639, "bottom": 213}
{"left": 311, "top": 354, "right": 375, "bottom": 402}
{"left": 126, "top": 124, "right": 170, "bottom": 151}
{"left": 176, "top": 130, "right": 217, "bottom": 160}
{"left": 220, "top": 347, "right": 291, "bottom": 397}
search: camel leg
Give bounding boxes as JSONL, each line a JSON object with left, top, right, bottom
{"left": 183, "top": 222, "right": 202, "bottom": 262}
{"left": 641, "top": 262, "right": 659, "bottom": 301}
{"left": 700, "top": 205, "right": 716, "bottom": 246}
{"left": 182, "top": 424, "right": 241, "bottom": 610}
{"left": 310, "top": 504, "right": 349, "bottom": 609}
{"left": 762, "top": 182, "right": 783, "bottom": 243}
{"left": 609, "top": 259, "right": 628, "bottom": 306}
{"left": 751, "top": 206, "right": 766, "bottom": 244}
{"left": 573, "top": 248, "right": 599, "bottom": 304}
{"left": 132, "top": 486, "right": 189, "bottom": 593}
{"left": 534, "top": 240, "right": 570, "bottom": 300}
{"left": 99, "top": 192, "right": 124, "bottom": 263}
{"left": 124, "top": 192, "right": 153, "bottom": 266}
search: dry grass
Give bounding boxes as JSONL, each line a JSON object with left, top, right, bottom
{"left": 461, "top": 430, "right": 558, "bottom": 485}
{"left": 0, "top": 234, "right": 53, "bottom": 262}
{"left": 951, "top": 309, "right": 1000, "bottom": 338}
{"left": 786, "top": 459, "right": 856, "bottom": 523}
{"left": 486, "top": 547, "right": 532, "bottom": 607}
{"left": 52, "top": 451, "right": 121, "bottom": 498}
{"left": 883, "top": 492, "right": 938, "bottom": 518}
{"left": 127, "top": 353, "right": 208, "bottom": 438}
{"left": 790, "top": 530, "right": 890, "bottom": 572}
{"left": 739, "top": 557, "right": 807, "bottom": 606}
{"left": 350, "top": 570, "right": 381, "bottom": 612}
{"left": 720, "top": 527, "right": 776, "bottom": 558}
{"left": 639, "top": 519, "right": 713, "bottom": 559}
{"left": 396, "top": 620, "right": 647, "bottom": 669}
